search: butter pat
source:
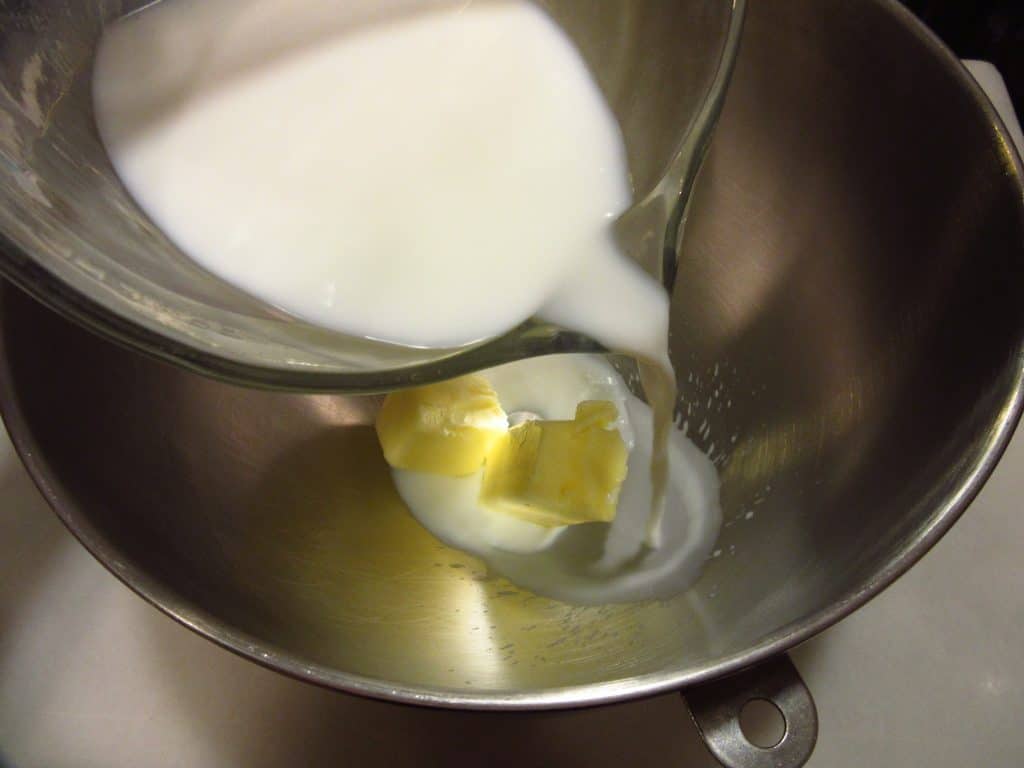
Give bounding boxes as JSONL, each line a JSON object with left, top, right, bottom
{"left": 376, "top": 376, "right": 508, "bottom": 476}
{"left": 480, "top": 401, "right": 628, "bottom": 527}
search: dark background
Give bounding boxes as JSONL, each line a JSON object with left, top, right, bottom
{"left": 901, "top": 0, "right": 1023, "bottom": 114}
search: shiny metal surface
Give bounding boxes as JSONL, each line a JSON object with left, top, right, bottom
{"left": 685, "top": 656, "right": 817, "bottom": 768}
{"left": 0, "top": 0, "right": 1022, "bottom": 718}
{"left": 0, "top": 0, "right": 743, "bottom": 391}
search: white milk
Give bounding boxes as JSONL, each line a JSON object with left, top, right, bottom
{"left": 94, "top": 0, "right": 675, "bottom": 545}
{"left": 392, "top": 355, "right": 721, "bottom": 605}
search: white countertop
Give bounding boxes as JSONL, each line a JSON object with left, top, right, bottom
{"left": 1, "top": 63, "right": 1022, "bottom": 768}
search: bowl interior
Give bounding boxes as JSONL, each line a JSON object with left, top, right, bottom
{"left": 0, "top": 0, "right": 739, "bottom": 388}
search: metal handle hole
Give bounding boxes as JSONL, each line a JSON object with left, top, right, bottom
{"left": 738, "top": 698, "right": 786, "bottom": 749}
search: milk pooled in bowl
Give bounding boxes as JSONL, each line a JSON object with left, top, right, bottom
{"left": 389, "top": 355, "right": 721, "bottom": 604}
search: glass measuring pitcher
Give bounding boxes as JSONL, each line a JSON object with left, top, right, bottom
{"left": 0, "top": 0, "right": 745, "bottom": 392}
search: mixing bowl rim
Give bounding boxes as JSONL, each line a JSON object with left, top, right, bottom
{"left": 1, "top": 0, "right": 1023, "bottom": 710}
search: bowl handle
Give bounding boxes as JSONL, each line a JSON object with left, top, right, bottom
{"left": 682, "top": 654, "right": 818, "bottom": 768}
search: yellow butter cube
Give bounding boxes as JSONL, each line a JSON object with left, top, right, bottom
{"left": 479, "top": 400, "right": 628, "bottom": 527}
{"left": 376, "top": 375, "right": 508, "bottom": 476}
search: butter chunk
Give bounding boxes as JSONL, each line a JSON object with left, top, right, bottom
{"left": 480, "top": 400, "right": 628, "bottom": 527}
{"left": 376, "top": 375, "right": 508, "bottom": 476}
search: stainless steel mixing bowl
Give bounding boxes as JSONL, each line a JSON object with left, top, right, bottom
{"left": 1, "top": 1, "right": 1022, "bottom": 767}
